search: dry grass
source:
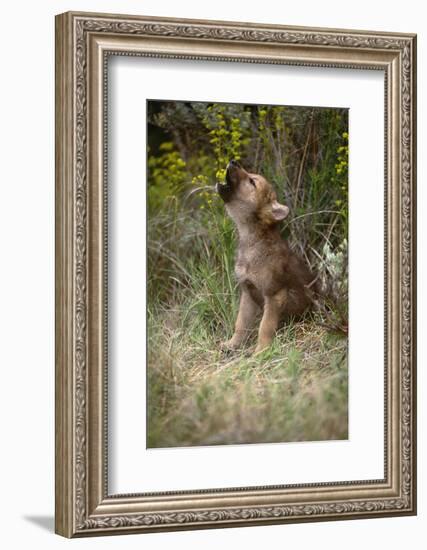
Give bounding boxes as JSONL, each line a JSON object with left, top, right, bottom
{"left": 147, "top": 311, "right": 348, "bottom": 448}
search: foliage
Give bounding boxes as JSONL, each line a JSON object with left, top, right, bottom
{"left": 147, "top": 142, "right": 187, "bottom": 211}
{"left": 194, "top": 103, "right": 251, "bottom": 181}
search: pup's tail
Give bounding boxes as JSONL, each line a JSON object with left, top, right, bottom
{"left": 304, "top": 273, "right": 323, "bottom": 307}
{"left": 304, "top": 273, "right": 348, "bottom": 335}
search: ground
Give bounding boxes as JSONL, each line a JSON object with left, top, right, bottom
{"left": 147, "top": 310, "right": 348, "bottom": 448}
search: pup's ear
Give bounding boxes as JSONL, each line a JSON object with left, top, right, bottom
{"left": 271, "top": 201, "right": 290, "bottom": 221}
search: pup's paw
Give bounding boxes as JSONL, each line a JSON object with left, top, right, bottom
{"left": 253, "top": 343, "right": 270, "bottom": 355}
{"left": 220, "top": 339, "right": 240, "bottom": 353}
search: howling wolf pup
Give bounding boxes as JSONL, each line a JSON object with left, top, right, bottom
{"left": 216, "top": 160, "right": 316, "bottom": 354}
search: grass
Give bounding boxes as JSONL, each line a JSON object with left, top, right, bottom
{"left": 147, "top": 201, "right": 348, "bottom": 448}
{"left": 147, "top": 308, "right": 348, "bottom": 448}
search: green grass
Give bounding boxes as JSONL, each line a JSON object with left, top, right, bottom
{"left": 147, "top": 308, "right": 348, "bottom": 448}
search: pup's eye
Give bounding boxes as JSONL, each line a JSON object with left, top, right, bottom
{"left": 249, "top": 178, "right": 256, "bottom": 187}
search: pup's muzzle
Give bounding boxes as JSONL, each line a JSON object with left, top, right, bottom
{"left": 216, "top": 159, "right": 243, "bottom": 202}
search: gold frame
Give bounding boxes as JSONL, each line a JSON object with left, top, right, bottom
{"left": 55, "top": 11, "right": 417, "bottom": 538}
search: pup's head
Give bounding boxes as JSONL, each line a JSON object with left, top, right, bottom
{"left": 216, "top": 160, "right": 289, "bottom": 227}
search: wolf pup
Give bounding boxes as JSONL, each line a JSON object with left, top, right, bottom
{"left": 216, "top": 160, "right": 316, "bottom": 354}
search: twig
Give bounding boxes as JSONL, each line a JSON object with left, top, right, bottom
{"left": 294, "top": 110, "right": 314, "bottom": 209}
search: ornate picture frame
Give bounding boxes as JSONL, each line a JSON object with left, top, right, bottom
{"left": 55, "top": 11, "right": 417, "bottom": 537}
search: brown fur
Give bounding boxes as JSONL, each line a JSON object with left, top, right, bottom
{"left": 216, "top": 160, "right": 315, "bottom": 353}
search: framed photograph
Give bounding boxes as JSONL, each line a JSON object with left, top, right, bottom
{"left": 55, "top": 11, "right": 417, "bottom": 537}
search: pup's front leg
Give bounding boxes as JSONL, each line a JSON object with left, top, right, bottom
{"left": 222, "top": 288, "right": 259, "bottom": 351}
{"left": 254, "top": 290, "right": 287, "bottom": 354}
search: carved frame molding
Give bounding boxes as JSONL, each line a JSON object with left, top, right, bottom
{"left": 55, "top": 11, "right": 416, "bottom": 537}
